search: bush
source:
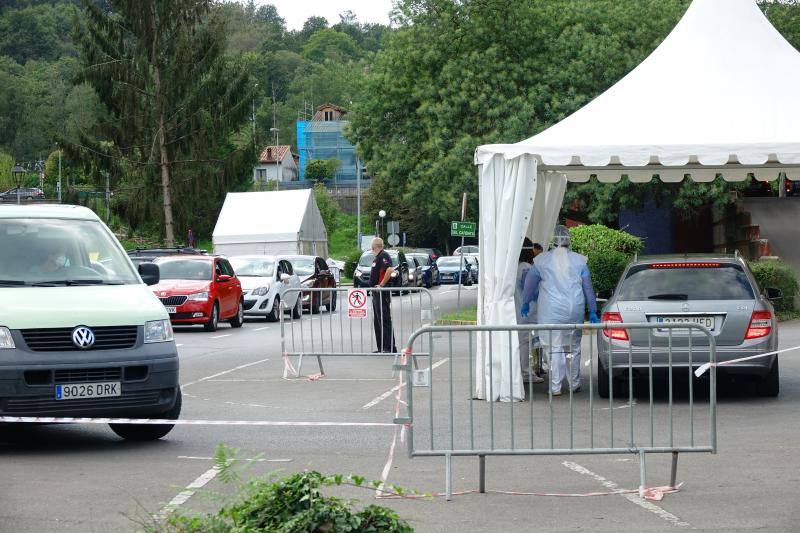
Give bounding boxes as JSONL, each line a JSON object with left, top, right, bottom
{"left": 345, "top": 248, "right": 365, "bottom": 279}
{"left": 749, "top": 260, "right": 798, "bottom": 312}
{"left": 587, "top": 251, "right": 630, "bottom": 294}
{"left": 567, "top": 225, "right": 642, "bottom": 294}
{"left": 569, "top": 224, "right": 644, "bottom": 256}
{"left": 164, "top": 470, "right": 413, "bottom": 533}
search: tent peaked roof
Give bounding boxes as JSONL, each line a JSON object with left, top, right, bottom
{"left": 212, "top": 189, "right": 324, "bottom": 243}
{"left": 475, "top": 0, "right": 800, "bottom": 182}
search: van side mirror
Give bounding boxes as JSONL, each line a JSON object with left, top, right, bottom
{"left": 765, "top": 287, "right": 783, "bottom": 300}
{"left": 597, "top": 289, "right": 613, "bottom": 301}
{"left": 138, "top": 262, "right": 160, "bottom": 286}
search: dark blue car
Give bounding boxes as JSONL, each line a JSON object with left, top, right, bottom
{"left": 407, "top": 252, "right": 439, "bottom": 288}
{"left": 436, "top": 256, "right": 473, "bottom": 285}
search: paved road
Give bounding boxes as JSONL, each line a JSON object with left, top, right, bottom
{"left": 2, "top": 286, "right": 800, "bottom": 532}
{"left": 744, "top": 197, "right": 800, "bottom": 273}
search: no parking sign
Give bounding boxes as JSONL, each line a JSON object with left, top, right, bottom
{"left": 347, "top": 288, "right": 368, "bottom": 318}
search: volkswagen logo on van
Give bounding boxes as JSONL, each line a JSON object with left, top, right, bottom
{"left": 72, "top": 326, "right": 95, "bottom": 349}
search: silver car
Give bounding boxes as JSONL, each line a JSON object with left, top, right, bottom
{"left": 597, "top": 255, "right": 781, "bottom": 397}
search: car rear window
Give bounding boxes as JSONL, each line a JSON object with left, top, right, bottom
{"left": 617, "top": 263, "right": 755, "bottom": 301}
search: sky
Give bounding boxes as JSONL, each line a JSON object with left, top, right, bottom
{"left": 254, "top": 0, "right": 395, "bottom": 30}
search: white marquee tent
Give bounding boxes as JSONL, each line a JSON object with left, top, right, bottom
{"left": 212, "top": 189, "right": 328, "bottom": 257}
{"left": 474, "top": 0, "right": 800, "bottom": 401}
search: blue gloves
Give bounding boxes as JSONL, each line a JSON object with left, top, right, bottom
{"left": 589, "top": 311, "right": 600, "bottom": 324}
{"left": 520, "top": 303, "right": 530, "bottom": 318}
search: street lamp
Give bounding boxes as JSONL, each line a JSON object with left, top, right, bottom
{"left": 11, "top": 164, "right": 25, "bottom": 205}
{"left": 378, "top": 209, "right": 386, "bottom": 239}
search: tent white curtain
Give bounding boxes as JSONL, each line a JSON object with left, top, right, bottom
{"left": 475, "top": 154, "right": 538, "bottom": 401}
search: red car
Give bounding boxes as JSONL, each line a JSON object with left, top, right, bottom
{"left": 151, "top": 255, "right": 244, "bottom": 332}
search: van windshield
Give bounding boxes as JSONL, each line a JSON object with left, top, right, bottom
{"left": 0, "top": 218, "right": 140, "bottom": 285}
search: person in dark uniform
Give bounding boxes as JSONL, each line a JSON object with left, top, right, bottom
{"left": 369, "top": 237, "right": 397, "bottom": 353}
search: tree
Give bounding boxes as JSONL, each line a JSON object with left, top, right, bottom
{"left": 74, "top": 0, "right": 253, "bottom": 245}
{"left": 349, "top": 0, "right": 693, "bottom": 244}
{"left": 302, "top": 29, "right": 361, "bottom": 63}
{"left": 305, "top": 158, "right": 341, "bottom": 181}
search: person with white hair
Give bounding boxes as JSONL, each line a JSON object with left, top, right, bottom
{"left": 520, "top": 225, "right": 599, "bottom": 395}
{"left": 369, "top": 237, "right": 397, "bottom": 353}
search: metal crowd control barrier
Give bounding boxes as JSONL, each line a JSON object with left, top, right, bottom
{"left": 395, "top": 322, "right": 717, "bottom": 500}
{"left": 279, "top": 287, "right": 435, "bottom": 376}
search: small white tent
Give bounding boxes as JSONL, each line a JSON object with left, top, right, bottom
{"left": 212, "top": 189, "right": 328, "bottom": 257}
{"left": 474, "top": 0, "right": 800, "bottom": 401}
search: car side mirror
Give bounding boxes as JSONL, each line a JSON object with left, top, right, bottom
{"left": 280, "top": 273, "right": 291, "bottom": 282}
{"left": 597, "top": 289, "right": 613, "bottom": 301}
{"left": 765, "top": 287, "right": 783, "bottom": 300}
{"left": 138, "top": 262, "right": 160, "bottom": 286}
{"left": 217, "top": 274, "right": 232, "bottom": 282}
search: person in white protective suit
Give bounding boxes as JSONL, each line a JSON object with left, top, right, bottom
{"left": 515, "top": 238, "right": 544, "bottom": 384}
{"left": 520, "top": 226, "right": 599, "bottom": 395}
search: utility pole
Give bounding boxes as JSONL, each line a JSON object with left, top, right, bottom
{"left": 271, "top": 83, "right": 280, "bottom": 191}
{"left": 457, "top": 192, "right": 467, "bottom": 311}
{"left": 57, "top": 144, "right": 62, "bottom": 203}
{"left": 252, "top": 83, "right": 258, "bottom": 157}
{"left": 105, "top": 172, "right": 110, "bottom": 222}
{"left": 356, "top": 154, "right": 362, "bottom": 249}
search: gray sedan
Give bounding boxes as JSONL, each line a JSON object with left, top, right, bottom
{"left": 597, "top": 255, "right": 781, "bottom": 397}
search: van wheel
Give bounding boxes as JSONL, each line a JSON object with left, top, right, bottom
{"left": 267, "top": 296, "right": 280, "bottom": 322}
{"left": 203, "top": 303, "right": 219, "bottom": 332}
{"left": 757, "top": 359, "right": 780, "bottom": 397}
{"left": 110, "top": 389, "right": 182, "bottom": 441}
{"left": 229, "top": 300, "right": 244, "bottom": 328}
{"left": 292, "top": 297, "right": 302, "bottom": 319}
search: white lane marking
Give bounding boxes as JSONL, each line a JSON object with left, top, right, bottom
{"left": 601, "top": 401, "right": 637, "bottom": 411}
{"left": 562, "top": 461, "right": 691, "bottom": 528}
{"left": 253, "top": 326, "right": 270, "bottom": 331}
{"left": 178, "top": 455, "right": 293, "bottom": 463}
{"left": 155, "top": 466, "right": 220, "bottom": 521}
{"left": 211, "top": 334, "right": 232, "bottom": 339}
{"left": 209, "top": 378, "right": 394, "bottom": 382}
{"left": 181, "top": 358, "right": 270, "bottom": 390}
{"left": 361, "top": 358, "right": 449, "bottom": 410}
{"left": 176, "top": 344, "right": 184, "bottom": 347}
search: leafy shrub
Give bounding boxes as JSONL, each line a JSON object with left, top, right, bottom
{"left": 164, "top": 470, "right": 413, "bottom": 533}
{"left": 587, "top": 251, "right": 630, "bottom": 294}
{"left": 749, "top": 260, "right": 798, "bottom": 312}
{"left": 569, "top": 224, "right": 644, "bottom": 256}
{"left": 568, "top": 225, "right": 642, "bottom": 294}
{"left": 345, "top": 248, "right": 365, "bottom": 279}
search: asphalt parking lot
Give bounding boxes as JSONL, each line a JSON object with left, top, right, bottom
{"left": 2, "top": 285, "right": 800, "bottom": 532}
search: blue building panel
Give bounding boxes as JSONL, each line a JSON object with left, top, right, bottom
{"left": 619, "top": 201, "right": 674, "bottom": 254}
{"left": 296, "top": 119, "right": 359, "bottom": 181}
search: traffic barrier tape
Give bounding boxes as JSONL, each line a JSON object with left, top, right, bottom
{"left": 283, "top": 351, "right": 325, "bottom": 381}
{"left": 694, "top": 343, "right": 800, "bottom": 377}
{"left": 0, "top": 416, "right": 396, "bottom": 427}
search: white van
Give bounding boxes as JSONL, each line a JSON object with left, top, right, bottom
{"left": 0, "top": 205, "right": 180, "bottom": 440}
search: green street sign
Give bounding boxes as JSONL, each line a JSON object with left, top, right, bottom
{"left": 451, "top": 221, "right": 476, "bottom": 237}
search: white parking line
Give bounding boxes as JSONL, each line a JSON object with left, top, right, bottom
{"left": 176, "top": 344, "right": 184, "bottom": 347}
{"left": 178, "top": 455, "right": 293, "bottom": 463}
{"left": 181, "top": 358, "right": 270, "bottom": 389}
{"left": 155, "top": 466, "right": 219, "bottom": 521}
{"left": 252, "top": 326, "right": 270, "bottom": 331}
{"left": 361, "top": 358, "right": 449, "bottom": 410}
{"left": 210, "top": 334, "right": 232, "bottom": 339}
{"left": 562, "top": 461, "right": 691, "bottom": 528}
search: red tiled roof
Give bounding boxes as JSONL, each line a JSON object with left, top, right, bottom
{"left": 259, "top": 145, "right": 292, "bottom": 164}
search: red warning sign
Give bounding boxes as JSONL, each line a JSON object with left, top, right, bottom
{"left": 347, "top": 288, "right": 368, "bottom": 318}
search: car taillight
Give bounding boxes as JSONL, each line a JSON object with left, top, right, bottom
{"left": 601, "top": 311, "right": 629, "bottom": 341}
{"left": 745, "top": 310, "right": 772, "bottom": 340}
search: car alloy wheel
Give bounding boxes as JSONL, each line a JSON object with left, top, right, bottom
{"left": 204, "top": 303, "right": 219, "bottom": 332}
{"left": 230, "top": 300, "right": 244, "bottom": 328}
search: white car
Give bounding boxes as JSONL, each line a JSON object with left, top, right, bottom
{"left": 453, "top": 245, "right": 479, "bottom": 257}
{"left": 229, "top": 255, "right": 301, "bottom": 321}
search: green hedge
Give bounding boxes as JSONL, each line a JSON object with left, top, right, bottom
{"left": 749, "top": 260, "right": 798, "bottom": 312}
{"left": 344, "top": 248, "right": 365, "bottom": 279}
{"left": 568, "top": 225, "right": 642, "bottom": 294}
